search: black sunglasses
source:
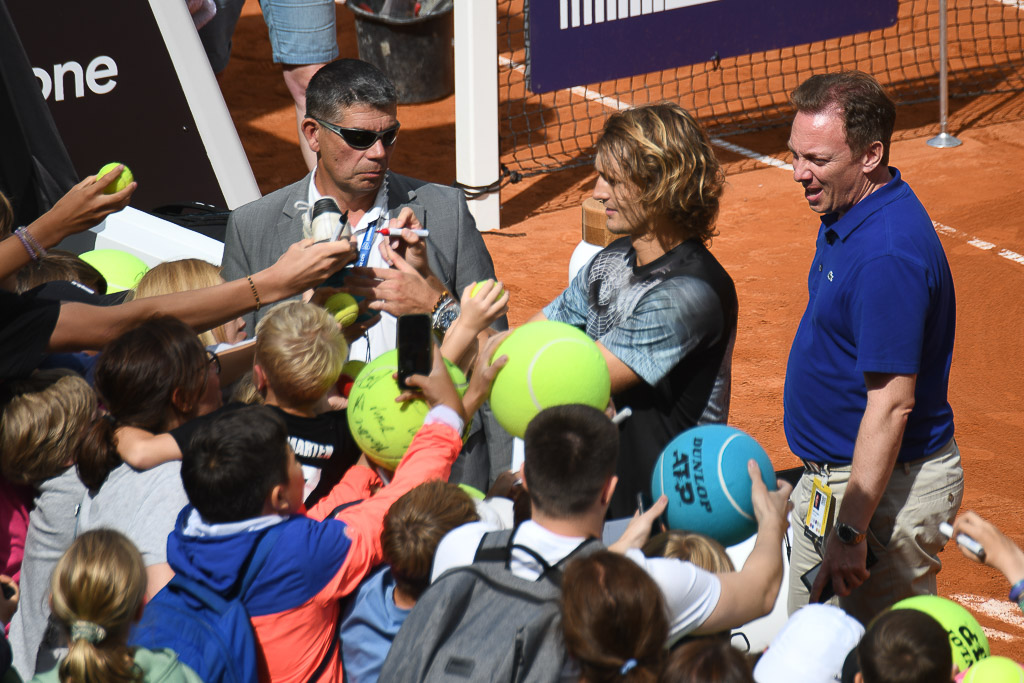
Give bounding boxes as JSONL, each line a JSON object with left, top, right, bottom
{"left": 314, "top": 118, "right": 400, "bottom": 150}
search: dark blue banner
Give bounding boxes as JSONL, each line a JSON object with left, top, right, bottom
{"left": 528, "top": 0, "right": 899, "bottom": 94}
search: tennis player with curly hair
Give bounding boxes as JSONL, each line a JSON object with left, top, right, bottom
{"left": 534, "top": 102, "right": 738, "bottom": 517}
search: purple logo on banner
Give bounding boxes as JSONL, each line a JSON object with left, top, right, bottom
{"left": 527, "top": 0, "right": 898, "bottom": 94}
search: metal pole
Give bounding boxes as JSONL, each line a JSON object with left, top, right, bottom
{"left": 928, "top": 0, "right": 962, "bottom": 148}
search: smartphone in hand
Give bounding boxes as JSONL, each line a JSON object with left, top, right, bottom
{"left": 397, "top": 314, "right": 433, "bottom": 390}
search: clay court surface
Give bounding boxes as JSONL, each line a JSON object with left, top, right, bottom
{"left": 221, "top": 0, "right": 1024, "bottom": 658}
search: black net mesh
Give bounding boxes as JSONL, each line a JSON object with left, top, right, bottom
{"left": 498, "top": 0, "right": 1024, "bottom": 180}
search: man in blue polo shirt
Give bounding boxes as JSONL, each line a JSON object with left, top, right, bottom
{"left": 783, "top": 71, "right": 962, "bottom": 624}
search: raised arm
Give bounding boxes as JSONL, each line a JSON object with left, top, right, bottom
{"left": 49, "top": 238, "right": 356, "bottom": 351}
{"left": 696, "top": 461, "right": 793, "bottom": 634}
{"left": 0, "top": 169, "right": 135, "bottom": 281}
{"left": 811, "top": 372, "right": 915, "bottom": 601}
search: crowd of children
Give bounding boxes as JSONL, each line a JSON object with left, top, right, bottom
{"left": 1, "top": 120, "right": 1023, "bottom": 683}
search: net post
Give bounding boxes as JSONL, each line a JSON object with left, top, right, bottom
{"left": 454, "top": 0, "right": 501, "bottom": 230}
{"left": 927, "top": 0, "right": 962, "bottom": 148}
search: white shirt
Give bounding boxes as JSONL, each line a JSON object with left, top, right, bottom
{"left": 431, "top": 519, "right": 722, "bottom": 639}
{"left": 308, "top": 171, "right": 397, "bottom": 362}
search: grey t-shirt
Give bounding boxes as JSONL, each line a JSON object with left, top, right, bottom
{"left": 9, "top": 467, "right": 85, "bottom": 679}
{"left": 78, "top": 462, "right": 188, "bottom": 567}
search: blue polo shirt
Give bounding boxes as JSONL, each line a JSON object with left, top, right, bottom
{"left": 784, "top": 168, "right": 956, "bottom": 464}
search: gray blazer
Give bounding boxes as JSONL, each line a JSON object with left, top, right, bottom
{"left": 221, "top": 170, "right": 504, "bottom": 331}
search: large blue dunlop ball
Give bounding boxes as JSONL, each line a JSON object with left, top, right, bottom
{"left": 650, "top": 425, "right": 776, "bottom": 547}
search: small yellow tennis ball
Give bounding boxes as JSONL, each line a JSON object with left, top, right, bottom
{"left": 325, "top": 292, "right": 360, "bottom": 327}
{"left": 96, "top": 163, "right": 133, "bottom": 194}
{"left": 470, "top": 280, "right": 505, "bottom": 299}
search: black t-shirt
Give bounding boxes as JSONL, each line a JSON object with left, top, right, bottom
{"left": 272, "top": 406, "right": 360, "bottom": 506}
{"left": 171, "top": 403, "right": 360, "bottom": 507}
{"left": 0, "top": 289, "right": 61, "bottom": 380}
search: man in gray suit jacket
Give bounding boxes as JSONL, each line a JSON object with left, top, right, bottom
{"left": 222, "top": 58, "right": 502, "bottom": 352}
{"left": 221, "top": 58, "right": 508, "bottom": 485}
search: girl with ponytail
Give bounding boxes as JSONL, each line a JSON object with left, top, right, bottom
{"left": 31, "top": 529, "right": 201, "bottom": 683}
{"left": 560, "top": 551, "right": 669, "bottom": 683}
{"left": 75, "top": 316, "right": 221, "bottom": 599}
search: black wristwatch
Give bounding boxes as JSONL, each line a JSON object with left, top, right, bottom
{"left": 835, "top": 522, "right": 866, "bottom": 545}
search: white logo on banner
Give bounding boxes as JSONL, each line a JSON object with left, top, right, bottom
{"left": 33, "top": 56, "right": 118, "bottom": 102}
{"left": 560, "top": 0, "right": 723, "bottom": 29}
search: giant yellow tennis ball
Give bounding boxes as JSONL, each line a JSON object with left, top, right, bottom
{"left": 96, "top": 163, "right": 134, "bottom": 194}
{"left": 325, "top": 292, "right": 360, "bottom": 327}
{"left": 78, "top": 249, "right": 148, "bottom": 293}
{"left": 962, "top": 656, "right": 1024, "bottom": 683}
{"left": 488, "top": 320, "right": 610, "bottom": 438}
{"left": 469, "top": 280, "right": 505, "bottom": 299}
{"left": 891, "top": 595, "right": 989, "bottom": 672}
{"left": 346, "top": 349, "right": 468, "bottom": 469}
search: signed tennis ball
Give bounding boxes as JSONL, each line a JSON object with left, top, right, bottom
{"left": 346, "top": 349, "right": 469, "bottom": 469}
{"left": 325, "top": 292, "right": 360, "bottom": 327}
{"left": 96, "top": 163, "right": 133, "bottom": 194}
{"left": 891, "top": 595, "right": 989, "bottom": 672}
{"left": 469, "top": 280, "right": 505, "bottom": 299}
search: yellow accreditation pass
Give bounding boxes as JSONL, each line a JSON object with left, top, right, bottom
{"left": 804, "top": 477, "right": 833, "bottom": 545}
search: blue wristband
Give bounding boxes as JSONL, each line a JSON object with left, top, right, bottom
{"left": 1008, "top": 578, "right": 1024, "bottom": 603}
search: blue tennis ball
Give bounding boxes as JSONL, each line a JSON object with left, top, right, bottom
{"left": 651, "top": 425, "right": 776, "bottom": 547}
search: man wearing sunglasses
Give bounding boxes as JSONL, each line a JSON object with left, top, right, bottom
{"left": 222, "top": 59, "right": 503, "bottom": 365}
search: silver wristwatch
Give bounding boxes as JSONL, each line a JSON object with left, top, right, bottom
{"left": 431, "top": 295, "right": 460, "bottom": 337}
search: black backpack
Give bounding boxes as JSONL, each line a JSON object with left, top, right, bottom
{"left": 379, "top": 528, "right": 601, "bottom": 682}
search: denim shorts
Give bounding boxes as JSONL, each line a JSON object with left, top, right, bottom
{"left": 259, "top": 0, "right": 339, "bottom": 65}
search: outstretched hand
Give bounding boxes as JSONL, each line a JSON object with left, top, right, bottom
{"left": 29, "top": 168, "right": 135, "bottom": 244}
{"left": 749, "top": 460, "right": 793, "bottom": 532}
{"left": 344, "top": 248, "right": 441, "bottom": 318}
{"left": 462, "top": 331, "right": 509, "bottom": 417}
{"left": 380, "top": 207, "right": 431, "bottom": 279}
{"left": 395, "top": 343, "right": 466, "bottom": 423}
{"left": 609, "top": 495, "right": 669, "bottom": 553}
{"left": 458, "top": 280, "right": 509, "bottom": 338}
{"left": 259, "top": 239, "right": 357, "bottom": 301}
{"left": 954, "top": 510, "right": 1024, "bottom": 585}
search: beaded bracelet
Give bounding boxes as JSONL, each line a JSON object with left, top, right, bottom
{"left": 18, "top": 227, "right": 47, "bottom": 258}
{"left": 1008, "top": 578, "right": 1024, "bottom": 603}
{"left": 246, "top": 275, "right": 261, "bottom": 311}
{"left": 13, "top": 228, "right": 38, "bottom": 261}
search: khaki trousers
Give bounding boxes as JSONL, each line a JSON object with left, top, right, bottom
{"left": 787, "top": 439, "right": 964, "bottom": 624}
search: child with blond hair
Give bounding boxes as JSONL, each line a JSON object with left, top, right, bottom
{"left": 31, "top": 529, "right": 202, "bottom": 683}
{"left": 116, "top": 301, "right": 360, "bottom": 506}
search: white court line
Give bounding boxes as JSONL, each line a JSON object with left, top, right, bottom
{"left": 997, "top": 0, "right": 1024, "bottom": 11}
{"left": 497, "top": 55, "right": 787, "bottom": 169}
{"left": 499, "top": 55, "right": 1024, "bottom": 264}
{"left": 952, "top": 593, "right": 1024, "bottom": 631}
{"left": 983, "top": 627, "right": 1016, "bottom": 641}
{"left": 709, "top": 137, "right": 793, "bottom": 170}
{"left": 934, "top": 221, "right": 1024, "bottom": 267}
